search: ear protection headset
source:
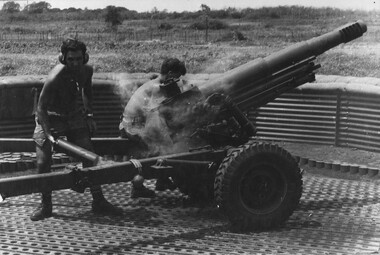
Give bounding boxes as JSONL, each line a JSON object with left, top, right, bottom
{"left": 58, "top": 38, "right": 89, "bottom": 65}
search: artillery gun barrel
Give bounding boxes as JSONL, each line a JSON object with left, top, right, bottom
{"left": 236, "top": 59, "right": 319, "bottom": 109}
{"left": 197, "top": 20, "right": 367, "bottom": 104}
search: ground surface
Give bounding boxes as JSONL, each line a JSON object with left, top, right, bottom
{"left": 2, "top": 143, "right": 380, "bottom": 254}
{"left": 278, "top": 142, "right": 380, "bottom": 182}
{"left": 1, "top": 174, "right": 380, "bottom": 254}
{"left": 280, "top": 142, "right": 379, "bottom": 166}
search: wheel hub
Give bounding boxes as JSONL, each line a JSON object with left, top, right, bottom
{"left": 239, "top": 165, "right": 286, "bottom": 213}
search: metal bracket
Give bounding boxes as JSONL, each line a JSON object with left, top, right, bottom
{"left": 69, "top": 165, "right": 91, "bottom": 193}
{"left": 151, "top": 158, "right": 173, "bottom": 170}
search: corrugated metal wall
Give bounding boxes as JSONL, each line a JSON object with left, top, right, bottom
{"left": 90, "top": 83, "right": 124, "bottom": 137}
{"left": 0, "top": 118, "right": 36, "bottom": 138}
{"left": 338, "top": 93, "right": 380, "bottom": 151}
{"left": 252, "top": 92, "right": 337, "bottom": 145}
{"left": 2, "top": 74, "right": 380, "bottom": 153}
{"left": 253, "top": 79, "right": 380, "bottom": 153}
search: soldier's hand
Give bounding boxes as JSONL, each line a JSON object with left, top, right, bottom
{"left": 47, "top": 134, "right": 57, "bottom": 144}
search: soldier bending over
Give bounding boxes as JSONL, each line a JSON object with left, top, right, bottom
{"left": 119, "top": 58, "right": 188, "bottom": 198}
{"left": 31, "top": 38, "right": 122, "bottom": 221}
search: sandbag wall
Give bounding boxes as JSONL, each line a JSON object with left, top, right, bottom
{"left": 1, "top": 74, "right": 380, "bottom": 152}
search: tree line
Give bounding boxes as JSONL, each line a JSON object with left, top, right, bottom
{"left": 1, "top": 1, "right": 373, "bottom": 22}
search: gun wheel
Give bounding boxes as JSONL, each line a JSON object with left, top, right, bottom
{"left": 214, "top": 141, "right": 303, "bottom": 231}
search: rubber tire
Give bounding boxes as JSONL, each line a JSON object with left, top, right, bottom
{"left": 214, "top": 141, "right": 303, "bottom": 231}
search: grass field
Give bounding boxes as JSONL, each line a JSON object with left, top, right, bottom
{"left": 1, "top": 14, "right": 380, "bottom": 78}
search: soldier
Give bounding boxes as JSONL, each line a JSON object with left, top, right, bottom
{"left": 31, "top": 38, "right": 122, "bottom": 221}
{"left": 119, "top": 58, "right": 187, "bottom": 198}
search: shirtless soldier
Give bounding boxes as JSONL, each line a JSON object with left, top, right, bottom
{"left": 119, "top": 58, "right": 187, "bottom": 198}
{"left": 31, "top": 38, "right": 121, "bottom": 221}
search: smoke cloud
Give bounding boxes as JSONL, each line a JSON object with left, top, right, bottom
{"left": 146, "top": 87, "right": 222, "bottom": 156}
{"left": 112, "top": 72, "right": 154, "bottom": 108}
{"left": 115, "top": 74, "right": 221, "bottom": 157}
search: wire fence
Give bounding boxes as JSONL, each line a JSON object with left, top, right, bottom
{"left": 1, "top": 28, "right": 374, "bottom": 45}
{"left": 0, "top": 30, "right": 235, "bottom": 44}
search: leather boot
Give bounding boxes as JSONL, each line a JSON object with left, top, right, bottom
{"left": 155, "top": 177, "right": 176, "bottom": 191}
{"left": 131, "top": 185, "right": 156, "bottom": 198}
{"left": 90, "top": 186, "right": 123, "bottom": 215}
{"left": 30, "top": 193, "right": 52, "bottom": 221}
{"left": 92, "top": 198, "right": 123, "bottom": 215}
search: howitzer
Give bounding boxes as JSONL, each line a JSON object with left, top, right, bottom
{"left": 0, "top": 20, "right": 367, "bottom": 231}
{"left": 198, "top": 19, "right": 367, "bottom": 110}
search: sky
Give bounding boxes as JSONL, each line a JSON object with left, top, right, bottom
{"left": 2, "top": 0, "right": 380, "bottom": 12}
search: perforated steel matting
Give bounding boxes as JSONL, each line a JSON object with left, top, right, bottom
{"left": 1, "top": 174, "right": 380, "bottom": 255}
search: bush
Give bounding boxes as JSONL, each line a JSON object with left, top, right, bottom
{"left": 189, "top": 19, "right": 229, "bottom": 30}
{"left": 269, "top": 11, "right": 280, "bottom": 19}
{"left": 188, "top": 21, "right": 205, "bottom": 30}
{"left": 7, "top": 13, "right": 29, "bottom": 22}
{"left": 215, "top": 30, "right": 247, "bottom": 42}
{"left": 158, "top": 22, "right": 173, "bottom": 30}
{"left": 208, "top": 19, "right": 229, "bottom": 30}
{"left": 1, "top": 63, "right": 15, "bottom": 76}
{"left": 233, "top": 30, "right": 247, "bottom": 41}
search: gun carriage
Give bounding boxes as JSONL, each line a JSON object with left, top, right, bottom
{"left": 0, "top": 21, "right": 367, "bottom": 231}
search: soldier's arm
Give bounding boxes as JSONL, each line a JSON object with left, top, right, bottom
{"left": 36, "top": 75, "right": 56, "bottom": 143}
{"left": 82, "top": 66, "right": 94, "bottom": 116}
